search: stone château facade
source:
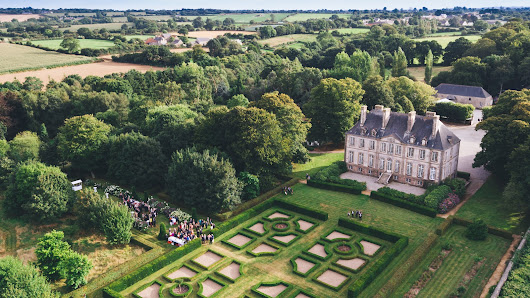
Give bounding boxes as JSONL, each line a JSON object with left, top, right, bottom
{"left": 434, "top": 83, "right": 493, "bottom": 109}
{"left": 344, "top": 105, "right": 461, "bottom": 187}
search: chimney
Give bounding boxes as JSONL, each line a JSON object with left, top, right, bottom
{"left": 374, "top": 105, "right": 384, "bottom": 111}
{"left": 432, "top": 114, "right": 440, "bottom": 137}
{"left": 382, "top": 108, "right": 391, "bottom": 129}
{"left": 360, "top": 105, "right": 367, "bottom": 126}
{"left": 407, "top": 111, "right": 416, "bottom": 132}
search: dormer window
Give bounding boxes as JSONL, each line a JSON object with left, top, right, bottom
{"left": 361, "top": 128, "right": 367, "bottom": 135}
{"left": 409, "top": 136, "right": 415, "bottom": 144}
{"left": 421, "top": 138, "right": 427, "bottom": 146}
{"left": 371, "top": 129, "right": 377, "bottom": 137}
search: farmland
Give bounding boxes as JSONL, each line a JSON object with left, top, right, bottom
{"left": 258, "top": 34, "right": 318, "bottom": 47}
{"left": 58, "top": 22, "right": 135, "bottom": 32}
{"left": 332, "top": 28, "right": 370, "bottom": 34}
{"left": 182, "top": 30, "right": 256, "bottom": 38}
{"left": 408, "top": 66, "right": 452, "bottom": 82}
{"left": 284, "top": 13, "right": 353, "bottom": 22}
{"left": 0, "top": 13, "right": 41, "bottom": 22}
{"left": 413, "top": 34, "right": 481, "bottom": 48}
{"left": 184, "top": 13, "right": 292, "bottom": 23}
{"left": 0, "top": 43, "right": 95, "bottom": 74}
{"left": 31, "top": 39, "right": 116, "bottom": 50}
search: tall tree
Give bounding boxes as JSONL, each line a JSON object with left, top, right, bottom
{"left": 60, "top": 38, "right": 80, "bottom": 53}
{"left": 361, "top": 75, "right": 395, "bottom": 110}
{"left": 304, "top": 78, "right": 364, "bottom": 143}
{"left": 35, "top": 230, "right": 71, "bottom": 281}
{"left": 443, "top": 37, "right": 472, "bottom": 66}
{"left": 424, "top": 49, "right": 433, "bottom": 84}
{"left": 8, "top": 131, "right": 40, "bottom": 163}
{"left": 392, "top": 47, "right": 408, "bottom": 77}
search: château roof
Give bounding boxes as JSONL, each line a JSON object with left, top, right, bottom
{"left": 346, "top": 109, "right": 460, "bottom": 151}
{"left": 435, "top": 83, "right": 491, "bottom": 98}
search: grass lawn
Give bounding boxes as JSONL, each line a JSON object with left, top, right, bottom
{"left": 124, "top": 34, "right": 154, "bottom": 40}
{"left": 408, "top": 65, "right": 452, "bottom": 82}
{"left": 0, "top": 43, "right": 94, "bottom": 74}
{"left": 456, "top": 175, "right": 529, "bottom": 234}
{"left": 258, "top": 34, "right": 318, "bottom": 47}
{"left": 291, "top": 152, "right": 343, "bottom": 180}
{"left": 395, "top": 224, "right": 510, "bottom": 297}
{"left": 119, "top": 183, "right": 443, "bottom": 297}
{"left": 332, "top": 28, "right": 370, "bottom": 35}
{"left": 284, "top": 13, "right": 352, "bottom": 22}
{"left": 31, "top": 39, "right": 116, "bottom": 50}
{"left": 413, "top": 34, "right": 481, "bottom": 48}
{"left": 59, "top": 22, "right": 135, "bottom": 32}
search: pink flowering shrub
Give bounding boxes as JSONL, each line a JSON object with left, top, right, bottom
{"left": 438, "top": 192, "right": 461, "bottom": 214}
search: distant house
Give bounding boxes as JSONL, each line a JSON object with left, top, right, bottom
{"left": 146, "top": 36, "right": 167, "bottom": 46}
{"left": 434, "top": 83, "right": 493, "bottom": 109}
{"left": 172, "top": 38, "right": 184, "bottom": 47}
{"left": 233, "top": 39, "right": 243, "bottom": 45}
{"left": 194, "top": 38, "right": 211, "bottom": 46}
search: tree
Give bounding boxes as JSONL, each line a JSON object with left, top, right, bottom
{"left": 167, "top": 148, "right": 242, "bottom": 213}
{"left": 238, "top": 172, "right": 260, "bottom": 201}
{"left": 387, "top": 76, "right": 435, "bottom": 114}
{"left": 4, "top": 162, "right": 74, "bottom": 221}
{"left": 473, "top": 19, "right": 489, "bottom": 31}
{"left": 23, "top": 76, "right": 43, "bottom": 91}
{"left": 57, "top": 115, "right": 111, "bottom": 171}
{"left": 465, "top": 219, "right": 488, "bottom": 240}
{"left": 0, "top": 256, "right": 57, "bottom": 298}
{"left": 227, "top": 94, "right": 249, "bottom": 108}
{"left": 425, "top": 49, "right": 433, "bottom": 83}
{"left": 192, "top": 17, "right": 204, "bottom": 28}
{"left": 36, "top": 230, "right": 70, "bottom": 281}
{"left": 464, "top": 38, "right": 497, "bottom": 58}
{"left": 259, "top": 26, "right": 276, "bottom": 39}
{"left": 107, "top": 132, "right": 166, "bottom": 189}
{"left": 361, "top": 75, "right": 395, "bottom": 110}
{"left": 60, "top": 38, "right": 80, "bottom": 53}
{"left": 304, "top": 78, "right": 364, "bottom": 144}
{"left": 158, "top": 222, "right": 167, "bottom": 240}
{"left": 443, "top": 37, "right": 472, "bottom": 66}
{"left": 100, "top": 202, "right": 134, "bottom": 245}
{"left": 62, "top": 251, "right": 92, "bottom": 289}
{"left": 392, "top": 47, "right": 408, "bottom": 77}
{"left": 8, "top": 131, "right": 40, "bottom": 163}
{"left": 178, "top": 28, "right": 188, "bottom": 36}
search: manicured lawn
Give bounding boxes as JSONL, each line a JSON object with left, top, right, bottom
{"left": 413, "top": 34, "right": 481, "bottom": 48}
{"left": 407, "top": 65, "right": 452, "bottom": 82}
{"left": 258, "top": 34, "right": 318, "bottom": 47}
{"left": 31, "top": 39, "right": 116, "bottom": 50}
{"left": 291, "top": 152, "right": 343, "bottom": 180}
{"left": 394, "top": 224, "right": 510, "bottom": 297}
{"left": 332, "top": 28, "right": 370, "bottom": 35}
{"left": 456, "top": 176, "right": 529, "bottom": 234}
{"left": 0, "top": 43, "right": 94, "bottom": 74}
{"left": 284, "top": 13, "right": 353, "bottom": 22}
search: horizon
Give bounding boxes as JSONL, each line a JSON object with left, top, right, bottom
{"left": 1, "top": 0, "right": 529, "bottom": 11}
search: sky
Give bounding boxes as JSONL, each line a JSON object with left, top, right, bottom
{"left": 2, "top": 0, "right": 529, "bottom": 10}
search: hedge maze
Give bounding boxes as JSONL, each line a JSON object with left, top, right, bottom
{"left": 105, "top": 197, "right": 408, "bottom": 298}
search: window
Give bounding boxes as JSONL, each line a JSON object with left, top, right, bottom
{"left": 348, "top": 165, "right": 353, "bottom": 170}
{"left": 379, "top": 159, "right": 385, "bottom": 170}
{"left": 358, "top": 153, "right": 364, "bottom": 165}
{"left": 369, "top": 140, "right": 375, "bottom": 150}
{"left": 431, "top": 152, "right": 439, "bottom": 162}
{"left": 394, "top": 161, "right": 400, "bottom": 173}
{"left": 417, "top": 180, "right": 423, "bottom": 186}
{"left": 359, "top": 139, "right": 365, "bottom": 148}
{"left": 388, "top": 144, "right": 394, "bottom": 154}
{"left": 368, "top": 155, "right": 374, "bottom": 167}
{"left": 406, "top": 178, "right": 411, "bottom": 183}
{"left": 387, "top": 159, "right": 392, "bottom": 171}
{"left": 394, "top": 175, "right": 398, "bottom": 180}
{"left": 419, "top": 149, "right": 425, "bottom": 160}
{"left": 358, "top": 167, "right": 363, "bottom": 173}
{"left": 348, "top": 136, "right": 355, "bottom": 146}
{"left": 429, "top": 167, "right": 436, "bottom": 180}
{"left": 407, "top": 148, "right": 414, "bottom": 158}
{"left": 348, "top": 151, "right": 354, "bottom": 163}
{"left": 368, "top": 169, "right": 372, "bottom": 174}
{"left": 396, "top": 145, "right": 402, "bottom": 155}
{"left": 381, "top": 142, "right": 387, "bottom": 152}
{"left": 406, "top": 162, "right": 412, "bottom": 176}
{"left": 418, "top": 164, "right": 424, "bottom": 178}
{"left": 371, "top": 129, "right": 377, "bottom": 136}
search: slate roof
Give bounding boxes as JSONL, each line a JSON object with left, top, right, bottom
{"left": 346, "top": 109, "right": 460, "bottom": 151}
{"left": 435, "top": 83, "right": 491, "bottom": 98}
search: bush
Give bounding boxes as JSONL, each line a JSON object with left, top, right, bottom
{"left": 307, "top": 179, "right": 365, "bottom": 194}
{"left": 433, "top": 102, "right": 474, "bottom": 122}
{"left": 158, "top": 223, "right": 167, "bottom": 240}
{"left": 444, "top": 178, "right": 466, "bottom": 198}
{"left": 465, "top": 219, "right": 488, "bottom": 240}
{"left": 0, "top": 256, "right": 56, "bottom": 297}
{"left": 101, "top": 202, "right": 134, "bottom": 245}
{"left": 424, "top": 185, "right": 451, "bottom": 209}
{"left": 438, "top": 193, "right": 460, "bottom": 214}
{"left": 457, "top": 171, "right": 471, "bottom": 180}
{"left": 370, "top": 191, "right": 437, "bottom": 217}
{"left": 275, "top": 199, "right": 328, "bottom": 221}
{"left": 238, "top": 171, "right": 260, "bottom": 201}
{"left": 338, "top": 218, "right": 403, "bottom": 243}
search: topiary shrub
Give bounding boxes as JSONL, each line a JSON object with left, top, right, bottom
{"left": 465, "top": 219, "right": 488, "bottom": 240}
{"left": 158, "top": 222, "right": 167, "bottom": 240}
{"left": 424, "top": 185, "right": 451, "bottom": 209}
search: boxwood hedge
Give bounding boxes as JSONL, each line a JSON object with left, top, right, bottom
{"left": 370, "top": 191, "right": 437, "bottom": 217}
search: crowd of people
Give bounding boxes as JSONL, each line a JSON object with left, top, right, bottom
{"left": 119, "top": 192, "right": 158, "bottom": 227}
{"left": 348, "top": 210, "right": 363, "bottom": 220}
{"left": 282, "top": 186, "right": 294, "bottom": 195}
{"left": 166, "top": 217, "right": 216, "bottom": 247}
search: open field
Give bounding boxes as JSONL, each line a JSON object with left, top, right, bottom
{"left": 456, "top": 176, "right": 530, "bottom": 234}
{"left": 413, "top": 34, "right": 481, "bottom": 48}
{"left": 0, "top": 13, "right": 41, "bottom": 22}
{"left": 59, "top": 22, "right": 134, "bottom": 32}
{"left": 124, "top": 34, "right": 154, "bottom": 40}
{"left": 0, "top": 43, "right": 94, "bottom": 74}
{"left": 332, "top": 28, "right": 370, "bottom": 34}
{"left": 292, "top": 153, "right": 344, "bottom": 180}
{"left": 284, "top": 13, "right": 353, "bottom": 22}
{"left": 184, "top": 13, "right": 291, "bottom": 23}
{"left": 0, "top": 59, "right": 165, "bottom": 86}
{"left": 408, "top": 65, "right": 452, "bottom": 82}
{"left": 258, "top": 34, "right": 318, "bottom": 47}
{"left": 31, "top": 38, "right": 116, "bottom": 50}
{"left": 181, "top": 30, "right": 257, "bottom": 39}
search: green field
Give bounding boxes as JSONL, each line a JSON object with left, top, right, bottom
{"left": 284, "top": 13, "right": 353, "bottom": 22}
{"left": 31, "top": 39, "right": 116, "bottom": 50}
{"left": 59, "top": 22, "right": 135, "bottom": 32}
{"left": 185, "top": 13, "right": 291, "bottom": 23}
{"left": 456, "top": 176, "right": 529, "bottom": 234}
{"left": 413, "top": 34, "right": 481, "bottom": 48}
{"left": 258, "top": 34, "right": 318, "bottom": 47}
{"left": 332, "top": 28, "right": 370, "bottom": 35}
{"left": 408, "top": 65, "right": 452, "bottom": 82}
{"left": 0, "top": 43, "right": 94, "bottom": 74}
{"left": 292, "top": 153, "right": 344, "bottom": 180}
{"left": 124, "top": 35, "right": 155, "bottom": 40}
